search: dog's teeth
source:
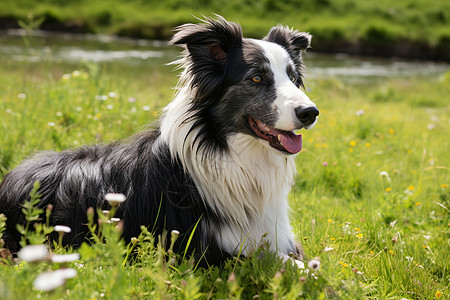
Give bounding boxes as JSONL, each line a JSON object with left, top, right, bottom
{"left": 278, "top": 135, "right": 283, "bottom": 145}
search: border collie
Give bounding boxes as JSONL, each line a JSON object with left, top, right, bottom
{"left": 0, "top": 16, "right": 319, "bottom": 266}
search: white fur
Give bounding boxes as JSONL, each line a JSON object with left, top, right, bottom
{"left": 159, "top": 84, "right": 298, "bottom": 256}
{"left": 253, "top": 40, "right": 317, "bottom": 131}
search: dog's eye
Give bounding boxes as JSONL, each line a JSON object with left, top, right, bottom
{"left": 291, "top": 74, "right": 297, "bottom": 83}
{"left": 251, "top": 75, "right": 262, "bottom": 83}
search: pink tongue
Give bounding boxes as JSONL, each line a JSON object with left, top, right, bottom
{"left": 278, "top": 132, "right": 302, "bottom": 154}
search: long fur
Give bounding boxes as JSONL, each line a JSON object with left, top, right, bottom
{"left": 0, "top": 16, "right": 318, "bottom": 266}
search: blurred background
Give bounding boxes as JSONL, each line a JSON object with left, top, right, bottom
{"left": 1, "top": 0, "right": 449, "bottom": 60}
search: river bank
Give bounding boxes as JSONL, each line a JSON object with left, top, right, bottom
{"left": 1, "top": 0, "right": 449, "bottom": 61}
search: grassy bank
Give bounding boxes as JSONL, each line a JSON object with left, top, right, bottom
{"left": 1, "top": 0, "right": 450, "bottom": 60}
{"left": 0, "top": 49, "right": 449, "bottom": 298}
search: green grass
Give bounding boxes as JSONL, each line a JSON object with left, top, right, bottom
{"left": 1, "top": 0, "right": 450, "bottom": 58}
{"left": 0, "top": 54, "right": 449, "bottom": 299}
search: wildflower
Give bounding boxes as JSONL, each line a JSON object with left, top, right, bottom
{"left": 76, "top": 107, "right": 82, "bottom": 112}
{"left": 47, "top": 122, "right": 56, "bottom": 127}
{"left": 131, "top": 237, "right": 139, "bottom": 245}
{"left": 56, "top": 111, "right": 63, "bottom": 117}
{"left": 308, "top": 258, "right": 321, "bottom": 271}
{"left": 62, "top": 74, "right": 71, "bottom": 80}
{"left": 324, "top": 246, "right": 334, "bottom": 252}
{"left": 355, "top": 110, "right": 364, "bottom": 116}
{"left": 72, "top": 70, "right": 81, "bottom": 78}
{"left": 108, "top": 92, "right": 117, "bottom": 98}
{"left": 106, "top": 104, "right": 114, "bottom": 110}
{"left": 415, "top": 202, "right": 421, "bottom": 206}
{"left": 128, "top": 97, "right": 136, "bottom": 103}
{"left": 143, "top": 106, "right": 150, "bottom": 111}
{"left": 339, "top": 261, "right": 348, "bottom": 268}
{"left": 370, "top": 251, "right": 374, "bottom": 255}
{"left": 427, "top": 124, "right": 435, "bottom": 130}
{"left": 33, "top": 268, "right": 77, "bottom": 292}
{"left": 356, "top": 233, "right": 363, "bottom": 238}
{"left": 303, "top": 237, "right": 308, "bottom": 241}
{"left": 379, "top": 171, "right": 391, "bottom": 183}
{"left": 350, "top": 140, "right": 356, "bottom": 147}
{"left": 441, "top": 184, "right": 448, "bottom": 188}
{"left": 17, "top": 245, "right": 48, "bottom": 262}
{"left": 388, "top": 128, "right": 394, "bottom": 134}
{"left": 95, "top": 95, "right": 108, "bottom": 101}
{"left": 323, "top": 162, "right": 328, "bottom": 166}
{"left": 385, "top": 187, "right": 392, "bottom": 192}
{"left": 110, "top": 217, "right": 121, "bottom": 223}
{"left": 435, "top": 290, "right": 442, "bottom": 298}
{"left": 365, "top": 142, "right": 371, "bottom": 148}
{"left": 354, "top": 228, "right": 361, "bottom": 232}
{"left": 408, "top": 186, "right": 415, "bottom": 191}
{"left": 54, "top": 225, "right": 71, "bottom": 233}
{"left": 52, "top": 253, "right": 80, "bottom": 263}
{"left": 330, "top": 238, "right": 336, "bottom": 241}
{"left": 17, "top": 93, "right": 26, "bottom": 99}
{"left": 348, "top": 148, "right": 354, "bottom": 153}
{"left": 105, "top": 193, "right": 126, "bottom": 206}
{"left": 388, "top": 250, "right": 394, "bottom": 255}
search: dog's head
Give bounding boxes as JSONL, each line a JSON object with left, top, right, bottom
{"left": 170, "top": 16, "right": 318, "bottom": 155}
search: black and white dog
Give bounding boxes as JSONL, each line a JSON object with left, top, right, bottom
{"left": 0, "top": 16, "right": 318, "bottom": 266}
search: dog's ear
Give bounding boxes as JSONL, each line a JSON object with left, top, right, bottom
{"left": 264, "top": 26, "right": 311, "bottom": 69}
{"left": 170, "top": 16, "right": 243, "bottom": 99}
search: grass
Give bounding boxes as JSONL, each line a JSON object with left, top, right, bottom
{"left": 0, "top": 49, "right": 449, "bottom": 298}
{"left": 1, "top": 0, "right": 450, "bottom": 59}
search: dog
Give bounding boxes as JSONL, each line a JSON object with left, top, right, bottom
{"left": 0, "top": 16, "right": 319, "bottom": 266}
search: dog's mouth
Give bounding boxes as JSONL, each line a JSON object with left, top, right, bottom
{"left": 248, "top": 117, "right": 302, "bottom": 154}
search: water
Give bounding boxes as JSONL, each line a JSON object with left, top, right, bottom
{"left": 1, "top": 29, "right": 448, "bottom": 82}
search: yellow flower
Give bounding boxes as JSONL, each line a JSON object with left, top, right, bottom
{"left": 303, "top": 237, "right": 308, "bottom": 241}
{"left": 327, "top": 219, "right": 333, "bottom": 223}
{"left": 415, "top": 202, "right": 421, "bottom": 206}
{"left": 356, "top": 233, "right": 363, "bottom": 238}
{"left": 388, "top": 128, "right": 395, "bottom": 134}
{"left": 365, "top": 142, "right": 371, "bottom": 148}
{"left": 370, "top": 251, "right": 374, "bottom": 255}
{"left": 441, "top": 184, "right": 448, "bottom": 188}
{"left": 350, "top": 140, "right": 356, "bottom": 147}
{"left": 339, "top": 261, "right": 348, "bottom": 267}
{"left": 385, "top": 187, "right": 392, "bottom": 192}
{"left": 330, "top": 238, "right": 336, "bottom": 241}
{"left": 389, "top": 250, "right": 394, "bottom": 255}
{"left": 435, "top": 290, "right": 442, "bottom": 298}
{"left": 348, "top": 148, "right": 354, "bottom": 153}
{"left": 408, "top": 185, "right": 415, "bottom": 190}
{"left": 354, "top": 228, "right": 361, "bottom": 232}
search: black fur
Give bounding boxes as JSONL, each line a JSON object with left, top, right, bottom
{"left": 0, "top": 16, "right": 312, "bottom": 265}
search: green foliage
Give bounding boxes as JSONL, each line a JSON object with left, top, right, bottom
{"left": 0, "top": 48, "right": 449, "bottom": 298}
{"left": 1, "top": 0, "right": 450, "bottom": 49}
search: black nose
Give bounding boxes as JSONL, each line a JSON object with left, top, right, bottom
{"left": 295, "top": 106, "right": 319, "bottom": 125}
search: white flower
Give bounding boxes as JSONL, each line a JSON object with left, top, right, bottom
{"left": 427, "top": 124, "right": 435, "bottom": 130}
{"left": 106, "top": 104, "right": 114, "bottom": 110}
{"left": 142, "top": 106, "right": 150, "bottom": 111}
{"left": 95, "top": 95, "right": 108, "bottom": 101}
{"left": 108, "top": 92, "right": 117, "bottom": 98}
{"left": 324, "top": 246, "right": 334, "bottom": 252}
{"left": 47, "top": 122, "right": 56, "bottom": 127}
{"left": 17, "top": 93, "right": 26, "bottom": 99}
{"left": 105, "top": 193, "right": 126, "bottom": 205}
{"left": 355, "top": 109, "right": 365, "bottom": 116}
{"left": 379, "top": 171, "right": 391, "bottom": 183}
{"left": 110, "top": 218, "right": 121, "bottom": 223}
{"left": 33, "top": 268, "right": 77, "bottom": 291}
{"left": 54, "top": 225, "right": 72, "bottom": 233}
{"left": 52, "top": 253, "right": 80, "bottom": 263}
{"left": 18, "top": 245, "right": 48, "bottom": 262}
{"left": 308, "top": 259, "right": 321, "bottom": 271}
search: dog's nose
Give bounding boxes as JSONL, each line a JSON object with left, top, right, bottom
{"left": 295, "top": 106, "right": 319, "bottom": 125}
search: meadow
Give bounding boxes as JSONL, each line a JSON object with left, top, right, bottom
{"left": 0, "top": 39, "right": 449, "bottom": 298}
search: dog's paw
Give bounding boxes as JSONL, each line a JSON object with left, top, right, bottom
{"left": 281, "top": 255, "right": 305, "bottom": 269}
